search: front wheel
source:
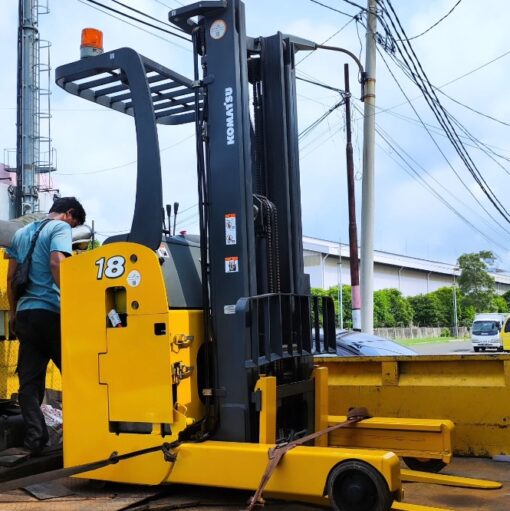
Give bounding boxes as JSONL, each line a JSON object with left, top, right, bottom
{"left": 473, "top": 347, "right": 480, "bottom": 352}
{"left": 402, "top": 457, "right": 446, "bottom": 473}
{"left": 327, "top": 460, "right": 393, "bottom": 511}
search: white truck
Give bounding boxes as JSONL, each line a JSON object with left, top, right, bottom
{"left": 471, "top": 313, "right": 508, "bottom": 352}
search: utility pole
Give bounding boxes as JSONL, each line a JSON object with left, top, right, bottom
{"left": 361, "top": 0, "right": 377, "bottom": 333}
{"left": 337, "top": 239, "right": 343, "bottom": 329}
{"left": 344, "top": 64, "right": 361, "bottom": 331}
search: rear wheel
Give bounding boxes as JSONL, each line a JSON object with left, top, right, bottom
{"left": 498, "top": 346, "right": 504, "bottom": 352}
{"left": 327, "top": 460, "right": 393, "bottom": 511}
{"left": 402, "top": 457, "right": 446, "bottom": 473}
{"left": 481, "top": 347, "right": 486, "bottom": 352}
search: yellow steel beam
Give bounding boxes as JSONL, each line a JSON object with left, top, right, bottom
{"left": 168, "top": 441, "right": 402, "bottom": 497}
{"left": 392, "top": 502, "right": 452, "bottom": 511}
{"left": 255, "top": 376, "right": 276, "bottom": 444}
{"left": 401, "top": 469, "right": 502, "bottom": 489}
{"left": 327, "top": 415, "right": 453, "bottom": 463}
{"left": 261, "top": 493, "right": 451, "bottom": 511}
{"left": 313, "top": 366, "right": 329, "bottom": 447}
{"left": 318, "top": 355, "right": 510, "bottom": 457}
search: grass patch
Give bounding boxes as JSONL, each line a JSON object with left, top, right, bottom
{"left": 398, "top": 336, "right": 466, "bottom": 346}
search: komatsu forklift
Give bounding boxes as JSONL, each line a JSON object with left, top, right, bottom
{"left": 52, "top": 1, "right": 452, "bottom": 510}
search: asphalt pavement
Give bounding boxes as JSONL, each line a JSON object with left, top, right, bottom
{"left": 410, "top": 339, "right": 476, "bottom": 355}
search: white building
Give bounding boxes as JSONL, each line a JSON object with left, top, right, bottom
{"left": 303, "top": 236, "right": 510, "bottom": 296}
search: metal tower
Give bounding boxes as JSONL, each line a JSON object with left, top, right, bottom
{"left": 12, "top": 0, "right": 56, "bottom": 217}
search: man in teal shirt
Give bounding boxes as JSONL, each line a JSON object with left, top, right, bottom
{"left": 7, "top": 197, "right": 86, "bottom": 454}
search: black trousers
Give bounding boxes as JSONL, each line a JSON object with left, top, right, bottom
{"left": 15, "top": 309, "right": 61, "bottom": 452}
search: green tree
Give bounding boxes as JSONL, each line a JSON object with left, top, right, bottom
{"left": 373, "top": 288, "right": 413, "bottom": 327}
{"left": 492, "top": 295, "right": 509, "bottom": 313}
{"left": 409, "top": 293, "right": 440, "bottom": 326}
{"left": 457, "top": 251, "right": 496, "bottom": 313}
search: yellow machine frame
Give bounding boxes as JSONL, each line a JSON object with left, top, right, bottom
{"left": 60, "top": 242, "right": 455, "bottom": 507}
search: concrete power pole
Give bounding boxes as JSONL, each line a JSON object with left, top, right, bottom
{"left": 360, "top": 0, "right": 377, "bottom": 334}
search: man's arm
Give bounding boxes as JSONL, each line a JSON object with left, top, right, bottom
{"left": 50, "top": 251, "right": 67, "bottom": 288}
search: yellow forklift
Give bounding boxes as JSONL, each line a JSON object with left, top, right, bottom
{"left": 45, "top": 1, "right": 456, "bottom": 509}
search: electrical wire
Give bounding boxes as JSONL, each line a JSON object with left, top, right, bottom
{"left": 376, "top": 46, "right": 510, "bottom": 235}
{"left": 403, "top": 0, "right": 463, "bottom": 41}
{"left": 296, "top": 14, "right": 359, "bottom": 65}
{"left": 296, "top": 75, "right": 345, "bottom": 94}
{"left": 369, "top": 112, "right": 509, "bottom": 243}
{"left": 375, "top": 129, "right": 506, "bottom": 254}
{"left": 77, "top": 0, "right": 191, "bottom": 50}
{"left": 339, "top": 0, "right": 367, "bottom": 12}
{"left": 111, "top": 0, "right": 186, "bottom": 33}
{"left": 308, "top": 0, "right": 356, "bottom": 18}
{"left": 81, "top": 0, "right": 191, "bottom": 42}
{"left": 435, "top": 87, "right": 510, "bottom": 128}
{"left": 58, "top": 134, "right": 194, "bottom": 175}
{"left": 299, "top": 100, "right": 344, "bottom": 140}
{"left": 379, "top": 0, "right": 510, "bottom": 224}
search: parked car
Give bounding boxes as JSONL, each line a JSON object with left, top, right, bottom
{"left": 335, "top": 329, "right": 416, "bottom": 356}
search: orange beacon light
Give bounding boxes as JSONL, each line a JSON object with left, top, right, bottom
{"left": 80, "top": 28, "right": 104, "bottom": 58}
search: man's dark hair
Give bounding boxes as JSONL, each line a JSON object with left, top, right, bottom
{"left": 49, "top": 197, "right": 86, "bottom": 225}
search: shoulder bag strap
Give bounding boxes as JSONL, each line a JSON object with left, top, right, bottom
{"left": 23, "top": 219, "right": 52, "bottom": 264}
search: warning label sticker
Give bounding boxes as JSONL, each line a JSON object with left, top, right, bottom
{"left": 225, "top": 256, "right": 239, "bottom": 273}
{"left": 157, "top": 243, "right": 169, "bottom": 258}
{"left": 225, "top": 213, "right": 237, "bottom": 245}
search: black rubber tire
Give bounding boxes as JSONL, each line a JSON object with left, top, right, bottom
{"left": 473, "top": 347, "right": 480, "bottom": 352}
{"left": 327, "top": 460, "right": 393, "bottom": 511}
{"left": 498, "top": 346, "right": 504, "bottom": 352}
{"left": 402, "top": 457, "right": 447, "bottom": 473}
{"left": 481, "top": 347, "right": 486, "bottom": 352}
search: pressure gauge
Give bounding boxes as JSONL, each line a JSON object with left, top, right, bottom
{"left": 210, "top": 19, "right": 227, "bottom": 40}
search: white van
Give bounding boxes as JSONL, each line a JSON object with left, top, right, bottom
{"left": 471, "top": 313, "right": 508, "bottom": 352}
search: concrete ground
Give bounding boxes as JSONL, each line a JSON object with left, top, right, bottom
{"left": 0, "top": 457, "right": 507, "bottom": 510}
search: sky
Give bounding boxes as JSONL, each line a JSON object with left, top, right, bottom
{"left": 1, "top": 0, "right": 510, "bottom": 268}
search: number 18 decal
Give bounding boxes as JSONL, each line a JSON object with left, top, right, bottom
{"left": 95, "top": 256, "right": 126, "bottom": 280}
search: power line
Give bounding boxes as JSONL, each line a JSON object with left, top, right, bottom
{"left": 111, "top": 0, "right": 186, "bottom": 33}
{"left": 307, "top": 0, "right": 356, "bottom": 18}
{"left": 58, "top": 134, "right": 194, "bottom": 175}
{"left": 339, "top": 0, "right": 367, "bottom": 12}
{"left": 81, "top": 0, "right": 191, "bottom": 42}
{"left": 299, "top": 100, "right": 344, "bottom": 140}
{"left": 376, "top": 46, "right": 510, "bottom": 235}
{"left": 435, "top": 87, "right": 510, "bottom": 128}
{"left": 375, "top": 127, "right": 506, "bottom": 254}
{"left": 296, "top": 14, "right": 359, "bottom": 65}
{"left": 77, "top": 0, "right": 191, "bottom": 50}
{"left": 370, "top": 114, "right": 509, "bottom": 242}
{"left": 296, "top": 75, "right": 345, "bottom": 93}
{"left": 379, "top": 0, "right": 510, "bottom": 224}
{"left": 403, "top": 0, "right": 463, "bottom": 41}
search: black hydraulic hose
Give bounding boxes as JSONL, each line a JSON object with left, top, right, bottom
{"left": 192, "top": 27, "right": 218, "bottom": 436}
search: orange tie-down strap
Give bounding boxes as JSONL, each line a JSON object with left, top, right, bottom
{"left": 246, "top": 407, "right": 372, "bottom": 511}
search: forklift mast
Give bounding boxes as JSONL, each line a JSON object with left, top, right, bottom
{"left": 170, "top": 1, "right": 329, "bottom": 442}
{"left": 56, "top": 0, "right": 335, "bottom": 445}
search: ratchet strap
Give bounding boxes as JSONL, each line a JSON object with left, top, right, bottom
{"left": 246, "top": 406, "right": 371, "bottom": 511}
{"left": 0, "top": 442, "right": 178, "bottom": 493}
